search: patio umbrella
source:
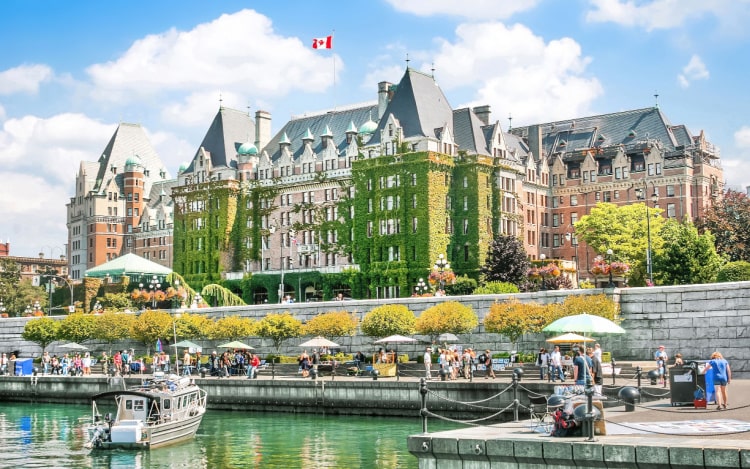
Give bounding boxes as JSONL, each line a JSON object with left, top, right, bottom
{"left": 542, "top": 313, "right": 626, "bottom": 335}
{"left": 373, "top": 334, "right": 418, "bottom": 344}
{"left": 546, "top": 333, "right": 596, "bottom": 344}
{"left": 59, "top": 342, "right": 89, "bottom": 351}
{"left": 173, "top": 340, "right": 202, "bottom": 350}
{"left": 437, "top": 333, "right": 459, "bottom": 343}
{"left": 298, "top": 336, "right": 340, "bottom": 348}
{"left": 217, "top": 340, "right": 254, "bottom": 350}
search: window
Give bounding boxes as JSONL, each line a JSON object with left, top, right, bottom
{"left": 411, "top": 173, "right": 417, "bottom": 186}
{"left": 412, "top": 217, "right": 418, "bottom": 233}
{"left": 570, "top": 195, "right": 578, "bottom": 206}
{"left": 666, "top": 185, "right": 675, "bottom": 197}
{"left": 463, "top": 196, "right": 468, "bottom": 211}
{"left": 412, "top": 194, "right": 417, "bottom": 209}
{"left": 656, "top": 163, "right": 662, "bottom": 175}
{"left": 552, "top": 174, "right": 558, "bottom": 186}
{"left": 553, "top": 214, "right": 559, "bottom": 227}
{"left": 571, "top": 212, "right": 578, "bottom": 224}
{"left": 603, "top": 191, "right": 611, "bottom": 202}
{"left": 614, "top": 190, "right": 620, "bottom": 200}
{"left": 590, "top": 171, "right": 596, "bottom": 182}
{"left": 667, "top": 203, "right": 676, "bottom": 218}
{"left": 583, "top": 172, "right": 589, "bottom": 183}
{"left": 553, "top": 234, "right": 560, "bottom": 248}
{"left": 648, "top": 163, "right": 654, "bottom": 176}
{"left": 552, "top": 197, "right": 559, "bottom": 208}
{"left": 463, "top": 176, "right": 468, "bottom": 188}
{"left": 463, "top": 219, "right": 469, "bottom": 234}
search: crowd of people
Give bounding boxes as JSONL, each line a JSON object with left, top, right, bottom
{"left": 422, "top": 346, "right": 496, "bottom": 380}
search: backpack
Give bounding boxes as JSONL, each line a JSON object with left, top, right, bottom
{"left": 478, "top": 354, "right": 487, "bottom": 364}
{"left": 551, "top": 409, "right": 579, "bottom": 437}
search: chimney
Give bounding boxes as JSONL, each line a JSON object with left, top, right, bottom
{"left": 528, "top": 125, "right": 543, "bottom": 161}
{"left": 378, "top": 81, "right": 392, "bottom": 120}
{"left": 255, "top": 110, "right": 272, "bottom": 152}
{"left": 473, "top": 105, "right": 491, "bottom": 126}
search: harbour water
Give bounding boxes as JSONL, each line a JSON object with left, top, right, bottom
{"left": 0, "top": 402, "right": 458, "bottom": 469}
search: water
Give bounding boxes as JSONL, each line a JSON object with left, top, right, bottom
{"left": 0, "top": 402, "right": 459, "bottom": 468}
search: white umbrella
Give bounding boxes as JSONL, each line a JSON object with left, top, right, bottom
{"left": 542, "top": 313, "right": 626, "bottom": 335}
{"left": 546, "top": 333, "right": 596, "bottom": 344}
{"left": 218, "top": 341, "right": 254, "bottom": 350}
{"left": 374, "top": 334, "right": 418, "bottom": 344}
{"left": 59, "top": 342, "right": 88, "bottom": 351}
{"left": 437, "top": 333, "right": 459, "bottom": 343}
{"left": 298, "top": 336, "right": 340, "bottom": 348}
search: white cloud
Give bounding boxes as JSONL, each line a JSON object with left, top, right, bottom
{"left": 161, "top": 90, "right": 245, "bottom": 128}
{"left": 405, "top": 22, "right": 603, "bottom": 124}
{"left": 734, "top": 125, "right": 750, "bottom": 147}
{"left": 585, "top": 0, "right": 747, "bottom": 31}
{"left": 85, "top": 9, "right": 339, "bottom": 104}
{"left": 677, "top": 54, "right": 709, "bottom": 88}
{"left": 384, "top": 0, "right": 539, "bottom": 19}
{"left": 0, "top": 64, "right": 53, "bottom": 95}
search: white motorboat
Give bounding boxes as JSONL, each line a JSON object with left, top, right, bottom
{"left": 86, "top": 373, "right": 207, "bottom": 449}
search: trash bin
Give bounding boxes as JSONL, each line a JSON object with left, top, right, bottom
{"left": 15, "top": 358, "right": 34, "bottom": 376}
{"left": 669, "top": 364, "right": 704, "bottom": 406}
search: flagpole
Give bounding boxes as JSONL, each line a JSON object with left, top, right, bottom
{"left": 331, "top": 29, "right": 336, "bottom": 112}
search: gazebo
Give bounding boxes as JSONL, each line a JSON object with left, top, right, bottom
{"left": 85, "top": 253, "right": 172, "bottom": 284}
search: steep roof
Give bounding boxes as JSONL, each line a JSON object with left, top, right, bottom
{"left": 93, "top": 123, "right": 166, "bottom": 193}
{"left": 186, "top": 107, "right": 255, "bottom": 172}
{"left": 453, "top": 108, "right": 492, "bottom": 156}
{"left": 367, "top": 68, "right": 454, "bottom": 145}
{"left": 262, "top": 103, "right": 378, "bottom": 162}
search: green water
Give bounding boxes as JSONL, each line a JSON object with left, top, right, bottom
{"left": 0, "top": 402, "right": 460, "bottom": 468}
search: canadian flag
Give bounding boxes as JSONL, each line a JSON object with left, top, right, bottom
{"left": 312, "top": 35, "right": 333, "bottom": 49}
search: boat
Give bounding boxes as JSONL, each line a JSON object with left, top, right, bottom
{"left": 85, "top": 373, "right": 207, "bottom": 449}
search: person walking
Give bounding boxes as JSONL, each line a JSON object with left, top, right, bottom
{"left": 481, "top": 349, "right": 495, "bottom": 379}
{"left": 550, "top": 346, "right": 564, "bottom": 382}
{"left": 704, "top": 351, "right": 731, "bottom": 410}
{"left": 423, "top": 347, "right": 432, "bottom": 380}
{"left": 654, "top": 345, "right": 668, "bottom": 385}
{"left": 537, "top": 348, "right": 550, "bottom": 380}
{"left": 587, "top": 347, "right": 603, "bottom": 395}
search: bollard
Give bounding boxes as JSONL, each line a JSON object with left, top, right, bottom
{"left": 636, "top": 365, "right": 642, "bottom": 390}
{"left": 513, "top": 367, "right": 523, "bottom": 382}
{"left": 439, "top": 367, "right": 448, "bottom": 381}
{"left": 647, "top": 369, "right": 659, "bottom": 386}
{"left": 419, "top": 378, "right": 428, "bottom": 434}
{"left": 200, "top": 368, "right": 207, "bottom": 378}
{"left": 371, "top": 369, "right": 379, "bottom": 380}
{"left": 310, "top": 368, "right": 318, "bottom": 380}
{"left": 512, "top": 373, "right": 519, "bottom": 422}
{"left": 611, "top": 356, "right": 616, "bottom": 385}
{"left": 618, "top": 386, "right": 640, "bottom": 412}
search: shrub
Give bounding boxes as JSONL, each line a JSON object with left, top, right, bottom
{"left": 415, "top": 301, "right": 478, "bottom": 343}
{"left": 474, "top": 281, "right": 520, "bottom": 295}
{"left": 716, "top": 261, "right": 750, "bottom": 282}
{"left": 361, "top": 304, "right": 415, "bottom": 337}
{"left": 556, "top": 293, "right": 619, "bottom": 321}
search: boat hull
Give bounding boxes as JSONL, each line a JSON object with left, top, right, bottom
{"left": 90, "top": 409, "right": 204, "bottom": 449}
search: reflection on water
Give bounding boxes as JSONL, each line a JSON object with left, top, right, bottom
{"left": 0, "top": 402, "right": 460, "bottom": 468}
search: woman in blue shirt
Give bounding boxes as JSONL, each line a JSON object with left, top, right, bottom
{"left": 705, "top": 351, "right": 731, "bottom": 410}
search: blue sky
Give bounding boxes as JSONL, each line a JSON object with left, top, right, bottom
{"left": 2, "top": 0, "right": 750, "bottom": 258}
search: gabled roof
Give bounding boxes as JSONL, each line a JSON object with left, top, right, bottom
{"left": 85, "top": 253, "right": 171, "bottom": 278}
{"left": 367, "top": 68, "right": 454, "bottom": 145}
{"left": 262, "top": 104, "right": 378, "bottom": 162}
{"left": 453, "top": 108, "right": 491, "bottom": 156}
{"left": 185, "top": 107, "right": 255, "bottom": 172}
{"left": 93, "top": 123, "right": 166, "bottom": 193}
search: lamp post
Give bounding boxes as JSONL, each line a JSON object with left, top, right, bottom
{"left": 566, "top": 233, "right": 580, "bottom": 287}
{"left": 148, "top": 275, "right": 161, "bottom": 309}
{"left": 43, "top": 274, "right": 74, "bottom": 314}
{"left": 172, "top": 311, "right": 181, "bottom": 375}
{"left": 25, "top": 305, "right": 32, "bottom": 316}
{"left": 33, "top": 300, "right": 41, "bottom": 315}
{"left": 415, "top": 278, "right": 426, "bottom": 296}
{"left": 93, "top": 301, "right": 102, "bottom": 314}
{"left": 606, "top": 249, "right": 615, "bottom": 288}
{"left": 433, "top": 254, "right": 450, "bottom": 293}
{"left": 636, "top": 185, "right": 659, "bottom": 285}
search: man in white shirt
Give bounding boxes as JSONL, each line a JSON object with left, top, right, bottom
{"left": 424, "top": 347, "right": 432, "bottom": 380}
{"left": 550, "top": 346, "right": 564, "bottom": 382}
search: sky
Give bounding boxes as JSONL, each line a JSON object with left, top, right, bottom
{"left": 1, "top": 0, "right": 750, "bottom": 258}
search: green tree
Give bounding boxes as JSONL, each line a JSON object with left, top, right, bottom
{"left": 202, "top": 284, "right": 246, "bottom": 307}
{"left": 484, "top": 299, "right": 552, "bottom": 350}
{"left": 210, "top": 316, "right": 255, "bottom": 341}
{"left": 303, "top": 311, "right": 359, "bottom": 337}
{"left": 58, "top": 313, "right": 96, "bottom": 344}
{"left": 697, "top": 189, "right": 750, "bottom": 262}
{"left": 415, "top": 301, "right": 478, "bottom": 344}
{"left": 0, "top": 258, "right": 21, "bottom": 315}
{"left": 653, "top": 219, "right": 724, "bottom": 285}
{"left": 175, "top": 313, "right": 215, "bottom": 340}
{"left": 98, "top": 293, "right": 133, "bottom": 312}
{"left": 480, "top": 235, "right": 531, "bottom": 286}
{"left": 22, "top": 317, "right": 60, "bottom": 353}
{"left": 93, "top": 312, "right": 135, "bottom": 355}
{"left": 556, "top": 294, "right": 619, "bottom": 321}
{"left": 254, "top": 312, "right": 303, "bottom": 352}
{"left": 575, "top": 202, "right": 665, "bottom": 286}
{"left": 361, "top": 304, "right": 415, "bottom": 338}
{"left": 716, "top": 261, "right": 750, "bottom": 282}
{"left": 130, "top": 310, "right": 173, "bottom": 356}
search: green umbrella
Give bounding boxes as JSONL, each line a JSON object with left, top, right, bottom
{"left": 218, "top": 340, "right": 254, "bottom": 350}
{"left": 542, "top": 313, "right": 626, "bottom": 335}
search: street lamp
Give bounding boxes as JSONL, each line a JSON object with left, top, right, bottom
{"left": 43, "top": 274, "right": 75, "bottom": 314}
{"left": 270, "top": 221, "right": 296, "bottom": 303}
{"left": 93, "top": 301, "right": 102, "bottom": 314}
{"left": 606, "top": 249, "right": 615, "bottom": 288}
{"left": 33, "top": 300, "right": 41, "bottom": 315}
{"left": 566, "top": 232, "right": 580, "bottom": 287}
{"left": 636, "top": 185, "right": 659, "bottom": 285}
{"left": 433, "top": 254, "right": 450, "bottom": 293}
{"left": 539, "top": 254, "right": 547, "bottom": 290}
{"left": 172, "top": 311, "right": 181, "bottom": 375}
{"left": 148, "top": 275, "right": 161, "bottom": 309}
{"left": 415, "top": 278, "right": 426, "bottom": 296}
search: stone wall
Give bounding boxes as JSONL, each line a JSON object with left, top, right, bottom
{"left": 2, "top": 281, "right": 749, "bottom": 376}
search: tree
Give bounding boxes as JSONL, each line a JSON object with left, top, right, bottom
{"left": 556, "top": 294, "right": 619, "bottom": 321}
{"left": 58, "top": 314, "right": 97, "bottom": 344}
{"left": 130, "top": 310, "right": 173, "bottom": 356}
{"left": 484, "top": 299, "right": 552, "bottom": 350}
{"left": 473, "top": 281, "right": 520, "bottom": 295}
{"left": 303, "top": 311, "right": 359, "bottom": 337}
{"left": 716, "top": 261, "right": 750, "bottom": 282}
{"left": 653, "top": 219, "right": 724, "bottom": 285}
{"left": 254, "top": 312, "right": 303, "bottom": 352}
{"left": 415, "top": 301, "right": 478, "bottom": 344}
{"left": 22, "top": 317, "right": 60, "bottom": 353}
{"left": 175, "top": 313, "right": 215, "bottom": 340}
{"left": 446, "top": 275, "right": 477, "bottom": 296}
{"left": 360, "top": 304, "right": 415, "bottom": 338}
{"left": 697, "top": 189, "right": 750, "bottom": 262}
{"left": 93, "top": 312, "right": 134, "bottom": 355}
{"left": 575, "top": 202, "right": 665, "bottom": 286}
{"left": 202, "top": 284, "right": 246, "bottom": 307}
{"left": 0, "top": 258, "right": 21, "bottom": 315}
{"left": 210, "top": 316, "right": 255, "bottom": 341}
{"left": 98, "top": 293, "right": 133, "bottom": 312}
{"left": 480, "top": 235, "right": 530, "bottom": 286}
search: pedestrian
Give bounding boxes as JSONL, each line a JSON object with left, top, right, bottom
{"left": 42, "top": 351, "right": 51, "bottom": 375}
{"left": 704, "top": 351, "right": 731, "bottom": 410}
{"left": 0, "top": 352, "right": 7, "bottom": 375}
{"left": 587, "top": 347, "right": 603, "bottom": 395}
{"left": 593, "top": 343, "right": 602, "bottom": 363}
{"left": 183, "top": 349, "right": 192, "bottom": 376}
{"left": 423, "top": 347, "right": 432, "bottom": 380}
{"left": 674, "top": 353, "right": 684, "bottom": 367}
{"left": 249, "top": 353, "right": 260, "bottom": 379}
{"left": 572, "top": 348, "right": 589, "bottom": 391}
{"left": 536, "top": 348, "right": 550, "bottom": 380}
{"left": 550, "top": 346, "right": 564, "bottom": 382}
{"left": 654, "top": 345, "right": 668, "bottom": 385}
{"left": 481, "top": 349, "right": 495, "bottom": 379}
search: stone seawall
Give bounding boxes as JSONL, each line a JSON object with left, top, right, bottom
{"left": 2, "top": 281, "right": 749, "bottom": 376}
